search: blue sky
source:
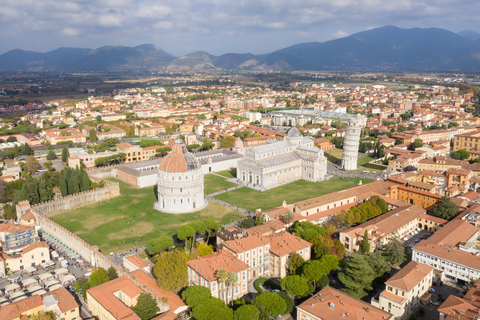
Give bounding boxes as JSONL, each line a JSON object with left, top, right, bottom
{"left": 1, "top": 0, "right": 479, "bottom": 56}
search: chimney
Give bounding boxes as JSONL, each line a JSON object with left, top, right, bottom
{"left": 329, "top": 302, "right": 335, "bottom": 310}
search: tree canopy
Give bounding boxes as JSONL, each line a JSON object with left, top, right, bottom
{"left": 432, "top": 196, "right": 458, "bottom": 220}
{"left": 131, "top": 293, "right": 160, "bottom": 320}
{"left": 190, "top": 297, "right": 233, "bottom": 320}
{"left": 280, "top": 275, "right": 311, "bottom": 298}
{"left": 290, "top": 221, "right": 328, "bottom": 241}
{"left": 381, "top": 238, "right": 407, "bottom": 266}
{"left": 181, "top": 285, "right": 212, "bottom": 309}
{"left": 252, "top": 293, "right": 287, "bottom": 319}
{"left": 88, "top": 267, "right": 110, "bottom": 288}
{"left": 451, "top": 149, "right": 470, "bottom": 160}
{"left": 220, "top": 136, "right": 237, "bottom": 149}
{"left": 360, "top": 230, "right": 370, "bottom": 253}
{"left": 153, "top": 250, "right": 188, "bottom": 292}
{"left": 146, "top": 236, "right": 174, "bottom": 255}
{"left": 233, "top": 304, "right": 260, "bottom": 320}
{"left": 287, "top": 252, "right": 305, "bottom": 275}
{"left": 337, "top": 253, "right": 376, "bottom": 298}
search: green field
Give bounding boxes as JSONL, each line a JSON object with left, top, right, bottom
{"left": 339, "top": 177, "right": 374, "bottom": 184}
{"left": 204, "top": 174, "right": 236, "bottom": 194}
{"left": 357, "top": 156, "right": 374, "bottom": 166}
{"left": 214, "top": 178, "right": 356, "bottom": 212}
{"left": 325, "top": 149, "right": 343, "bottom": 163}
{"left": 216, "top": 168, "right": 237, "bottom": 179}
{"left": 51, "top": 179, "right": 243, "bottom": 253}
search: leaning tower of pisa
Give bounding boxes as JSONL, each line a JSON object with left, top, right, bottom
{"left": 341, "top": 117, "right": 362, "bottom": 171}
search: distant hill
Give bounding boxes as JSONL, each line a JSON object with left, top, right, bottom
{"left": 1, "top": 26, "right": 480, "bottom": 71}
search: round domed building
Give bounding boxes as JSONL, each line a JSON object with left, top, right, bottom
{"left": 154, "top": 139, "right": 207, "bottom": 214}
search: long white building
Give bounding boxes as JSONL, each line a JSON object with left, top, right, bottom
{"left": 237, "top": 128, "right": 328, "bottom": 190}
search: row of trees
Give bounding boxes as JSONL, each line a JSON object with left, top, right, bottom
{"left": 59, "top": 166, "right": 92, "bottom": 196}
{"left": 0, "top": 142, "right": 32, "bottom": 159}
{"left": 94, "top": 153, "right": 126, "bottom": 167}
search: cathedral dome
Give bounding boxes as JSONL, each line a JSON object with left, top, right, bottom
{"left": 158, "top": 139, "right": 200, "bottom": 173}
{"left": 286, "top": 127, "right": 302, "bottom": 138}
{"left": 234, "top": 138, "right": 244, "bottom": 147}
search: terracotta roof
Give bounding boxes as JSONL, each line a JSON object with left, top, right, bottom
{"left": 158, "top": 139, "right": 199, "bottom": 173}
{"left": 22, "top": 241, "right": 48, "bottom": 254}
{"left": 297, "top": 287, "right": 392, "bottom": 320}
{"left": 125, "top": 255, "right": 147, "bottom": 269}
{"left": 268, "top": 231, "right": 311, "bottom": 257}
{"left": 43, "top": 287, "right": 79, "bottom": 314}
{"left": 0, "top": 223, "right": 35, "bottom": 234}
{"left": 187, "top": 251, "right": 249, "bottom": 282}
{"left": 0, "top": 296, "right": 43, "bottom": 320}
{"left": 20, "top": 211, "right": 36, "bottom": 222}
{"left": 385, "top": 261, "right": 434, "bottom": 292}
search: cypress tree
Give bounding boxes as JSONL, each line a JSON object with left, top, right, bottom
{"left": 62, "top": 146, "right": 69, "bottom": 163}
{"left": 80, "top": 171, "right": 90, "bottom": 192}
{"left": 38, "top": 179, "right": 49, "bottom": 203}
{"left": 59, "top": 172, "right": 68, "bottom": 196}
{"left": 360, "top": 230, "right": 370, "bottom": 253}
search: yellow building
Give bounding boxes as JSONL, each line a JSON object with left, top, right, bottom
{"left": 0, "top": 241, "right": 50, "bottom": 274}
{"left": 453, "top": 130, "right": 480, "bottom": 152}
{"left": 417, "top": 156, "right": 462, "bottom": 172}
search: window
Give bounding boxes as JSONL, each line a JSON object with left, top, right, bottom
{"left": 212, "top": 282, "right": 217, "bottom": 292}
{"left": 265, "top": 253, "right": 269, "bottom": 261}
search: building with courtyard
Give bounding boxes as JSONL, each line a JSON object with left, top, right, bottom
{"left": 236, "top": 127, "right": 328, "bottom": 190}
{"left": 154, "top": 139, "right": 207, "bottom": 214}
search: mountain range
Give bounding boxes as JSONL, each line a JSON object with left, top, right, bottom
{"left": 1, "top": 26, "right": 480, "bottom": 72}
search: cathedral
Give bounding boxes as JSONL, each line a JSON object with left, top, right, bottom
{"left": 237, "top": 128, "right": 328, "bottom": 190}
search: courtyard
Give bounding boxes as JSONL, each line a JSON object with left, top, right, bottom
{"left": 51, "top": 179, "right": 243, "bottom": 254}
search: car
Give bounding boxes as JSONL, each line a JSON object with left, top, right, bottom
{"left": 430, "top": 288, "right": 435, "bottom": 293}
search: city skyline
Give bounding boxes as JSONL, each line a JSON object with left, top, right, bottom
{"left": 1, "top": 0, "right": 479, "bottom": 56}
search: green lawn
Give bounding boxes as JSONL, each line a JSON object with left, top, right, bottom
{"left": 214, "top": 178, "right": 356, "bottom": 212}
{"left": 325, "top": 149, "right": 343, "bottom": 163}
{"left": 357, "top": 156, "right": 374, "bottom": 166}
{"left": 216, "top": 168, "right": 237, "bottom": 179}
{"left": 51, "top": 179, "right": 243, "bottom": 253}
{"left": 204, "top": 174, "right": 236, "bottom": 194}
{"left": 339, "top": 177, "right": 374, "bottom": 184}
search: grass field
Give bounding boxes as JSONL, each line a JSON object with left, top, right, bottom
{"left": 216, "top": 168, "right": 237, "bottom": 179}
{"left": 214, "top": 178, "right": 356, "bottom": 212}
{"left": 325, "top": 149, "right": 343, "bottom": 163}
{"left": 204, "top": 174, "right": 236, "bottom": 194}
{"left": 357, "top": 156, "right": 374, "bottom": 166}
{"left": 51, "top": 179, "right": 243, "bottom": 253}
{"left": 339, "top": 177, "right": 374, "bottom": 184}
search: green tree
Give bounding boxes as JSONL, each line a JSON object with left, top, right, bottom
{"left": 255, "top": 213, "right": 265, "bottom": 226}
{"left": 252, "top": 293, "right": 287, "bottom": 319}
{"left": 73, "top": 278, "right": 89, "bottom": 299}
{"left": 30, "top": 312, "right": 56, "bottom": 320}
{"left": 234, "top": 304, "right": 260, "bottom": 320}
{"left": 363, "top": 252, "right": 391, "bottom": 284}
{"left": 132, "top": 293, "right": 160, "bottom": 320}
{"left": 153, "top": 250, "right": 188, "bottom": 292}
{"left": 287, "top": 252, "right": 305, "bottom": 275}
{"left": 451, "top": 149, "right": 470, "bottom": 160}
{"left": 240, "top": 217, "right": 255, "bottom": 229}
{"left": 227, "top": 272, "right": 239, "bottom": 305}
{"left": 89, "top": 128, "right": 98, "bottom": 141}
{"left": 43, "top": 161, "right": 53, "bottom": 168}
{"left": 280, "top": 275, "right": 311, "bottom": 298}
{"left": 432, "top": 196, "right": 458, "bottom": 220}
{"left": 283, "top": 210, "right": 295, "bottom": 225}
{"left": 381, "top": 238, "right": 407, "bottom": 266}
{"left": 88, "top": 267, "right": 110, "bottom": 288}
{"left": 61, "top": 146, "right": 69, "bottom": 163}
{"left": 310, "top": 235, "right": 345, "bottom": 259}
{"left": 201, "top": 137, "right": 215, "bottom": 151}
{"left": 220, "top": 136, "right": 237, "bottom": 149}
{"left": 216, "top": 269, "right": 228, "bottom": 302}
{"left": 196, "top": 243, "right": 213, "bottom": 256}
{"left": 278, "top": 292, "right": 295, "bottom": 314}
{"left": 46, "top": 149, "right": 57, "bottom": 160}
{"left": 410, "top": 139, "right": 423, "bottom": 150}
{"left": 182, "top": 285, "right": 212, "bottom": 309}
{"left": 204, "top": 218, "right": 220, "bottom": 240}
{"left": 448, "top": 122, "right": 459, "bottom": 128}
{"left": 107, "top": 266, "right": 119, "bottom": 280}
{"left": 146, "top": 236, "right": 174, "bottom": 255}
{"left": 25, "top": 155, "right": 40, "bottom": 174}
{"left": 360, "top": 230, "right": 370, "bottom": 253}
{"left": 190, "top": 297, "right": 233, "bottom": 320}
{"left": 291, "top": 221, "right": 328, "bottom": 241}
{"left": 177, "top": 224, "right": 196, "bottom": 250}
{"left": 338, "top": 253, "right": 375, "bottom": 298}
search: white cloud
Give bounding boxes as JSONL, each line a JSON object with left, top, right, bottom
{"left": 62, "top": 27, "right": 79, "bottom": 36}
{"left": 332, "top": 30, "right": 349, "bottom": 38}
{"left": 153, "top": 21, "right": 173, "bottom": 29}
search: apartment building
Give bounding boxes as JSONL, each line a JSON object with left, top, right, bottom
{"left": 219, "top": 231, "right": 311, "bottom": 280}
{"left": 438, "top": 279, "right": 480, "bottom": 320}
{"left": 0, "top": 223, "right": 36, "bottom": 251}
{"left": 446, "top": 168, "right": 472, "bottom": 188}
{"left": 389, "top": 185, "right": 442, "bottom": 210}
{"left": 297, "top": 287, "right": 393, "bottom": 320}
{"left": 43, "top": 129, "right": 86, "bottom": 145}
{"left": 132, "top": 120, "right": 165, "bottom": 136}
{"left": 82, "top": 124, "right": 126, "bottom": 141}
{"left": 187, "top": 251, "right": 250, "bottom": 302}
{"left": 340, "top": 205, "right": 445, "bottom": 253}
{"left": 417, "top": 156, "right": 462, "bottom": 172}
{"left": 0, "top": 241, "right": 50, "bottom": 273}
{"left": 371, "top": 261, "right": 434, "bottom": 320}
{"left": 412, "top": 220, "right": 480, "bottom": 282}
{"left": 1, "top": 287, "right": 80, "bottom": 320}
{"left": 453, "top": 130, "right": 480, "bottom": 152}
{"left": 116, "top": 143, "right": 159, "bottom": 163}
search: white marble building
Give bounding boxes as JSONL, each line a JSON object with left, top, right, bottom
{"left": 154, "top": 139, "right": 207, "bottom": 214}
{"left": 342, "top": 117, "right": 362, "bottom": 170}
{"left": 237, "top": 128, "right": 327, "bottom": 190}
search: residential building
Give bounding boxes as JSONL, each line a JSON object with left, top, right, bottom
{"left": 417, "top": 156, "right": 462, "bottom": 172}
{"left": 42, "top": 129, "right": 86, "bottom": 145}
{"left": 453, "top": 130, "right": 480, "bottom": 152}
{"left": 187, "top": 251, "right": 250, "bottom": 302}
{"left": 0, "top": 223, "right": 36, "bottom": 251}
{"left": 0, "top": 241, "right": 50, "bottom": 273}
{"left": 371, "top": 261, "right": 434, "bottom": 319}
{"left": 297, "top": 286, "right": 393, "bottom": 320}
{"left": 389, "top": 185, "right": 442, "bottom": 210}
{"left": 438, "top": 278, "right": 480, "bottom": 320}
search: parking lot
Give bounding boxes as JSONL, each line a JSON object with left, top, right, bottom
{"left": 403, "top": 229, "right": 432, "bottom": 254}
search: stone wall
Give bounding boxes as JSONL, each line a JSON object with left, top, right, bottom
{"left": 31, "top": 181, "right": 120, "bottom": 217}
{"left": 86, "top": 166, "right": 118, "bottom": 179}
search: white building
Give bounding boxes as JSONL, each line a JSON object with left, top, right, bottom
{"left": 237, "top": 128, "right": 327, "bottom": 190}
{"left": 154, "top": 139, "right": 206, "bottom": 214}
{"left": 341, "top": 117, "right": 362, "bottom": 170}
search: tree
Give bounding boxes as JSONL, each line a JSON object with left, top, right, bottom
{"left": 360, "top": 229, "right": 370, "bottom": 253}
{"left": 182, "top": 285, "right": 212, "bottom": 309}
{"left": 240, "top": 217, "right": 255, "bottom": 229}
{"left": 147, "top": 236, "right": 174, "bottom": 255}
{"left": 61, "top": 146, "right": 69, "bottom": 163}
{"left": 201, "top": 137, "right": 215, "bottom": 151}
{"left": 287, "top": 252, "right": 305, "bottom": 275}
{"left": 88, "top": 267, "right": 110, "bottom": 288}
{"left": 255, "top": 213, "right": 265, "bottom": 226}
{"left": 363, "top": 252, "right": 391, "bottom": 284}
{"left": 96, "top": 115, "right": 102, "bottom": 122}
{"left": 310, "top": 235, "right": 345, "bottom": 259}
{"left": 107, "top": 266, "right": 119, "bottom": 280}
{"left": 204, "top": 218, "right": 220, "bottom": 241}
{"left": 280, "top": 275, "right": 311, "bottom": 298}
{"left": 30, "top": 312, "right": 56, "bottom": 320}
{"left": 338, "top": 253, "right": 376, "bottom": 298}
{"left": 448, "top": 121, "right": 459, "bottom": 128}
{"left": 432, "top": 196, "right": 458, "bottom": 220}
{"left": 290, "top": 221, "right": 328, "bottom": 241}
{"left": 25, "top": 155, "right": 40, "bottom": 174}
{"left": 216, "top": 269, "right": 228, "bottom": 302}
{"left": 283, "top": 210, "right": 294, "bottom": 225}
{"left": 381, "top": 238, "right": 407, "bottom": 266}
{"left": 234, "top": 304, "right": 260, "bottom": 320}
{"left": 302, "top": 255, "right": 339, "bottom": 288}
{"left": 177, "top": 224, "right": 196, "bottom": 250}
{"left": 73, "top": 278, "right": 89, "bottom": 299}
{"left": 410, "top": 139, "right": 423, "bottom": 150}
{"left": 227, "top": 272, "right": 239, "bottom": 305}
{"left": 191, "top": 297, "right": 233, "bottom": 320}
{"left": 153, "top": 250, "right": 188, "bottom": 292}
{"left": 252, "top": 292, "right": 287, "bottom": 319}
{"left": 6, "top": 136, "right": 17, "bottom": 142}
{"left": 196, "top": 243, "right": 214, "bottom": 256}
{"left": 132, "top": 293, "right": 160, "bottom": 320}
{"left": 451, "top": 149, "right": 470, "bottom": 160}
{"left": 43, "top": 161, "right": 53, "bottom": 168}
{"left": 46, "top": 149, "right": 57, "bottom": 160}
{"left": 220, "top": 136, "right": 237, "bottom": 149}
{"left": 278, "top": 292, "right": 295, "bottom": 314}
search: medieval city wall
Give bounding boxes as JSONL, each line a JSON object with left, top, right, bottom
{"left": 86, "top": 166, "right": 118, "bottom": 179}
{"left": 31, "top": 181, "right": 120, "bottom": 217}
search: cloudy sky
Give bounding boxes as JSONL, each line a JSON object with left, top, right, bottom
{"left": 1, "top": 0, "right": 479, "bottom": 56}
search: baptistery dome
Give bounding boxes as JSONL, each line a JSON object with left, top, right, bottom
{"left": 154, "top": 139, "right": 206, "bottom": 213}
